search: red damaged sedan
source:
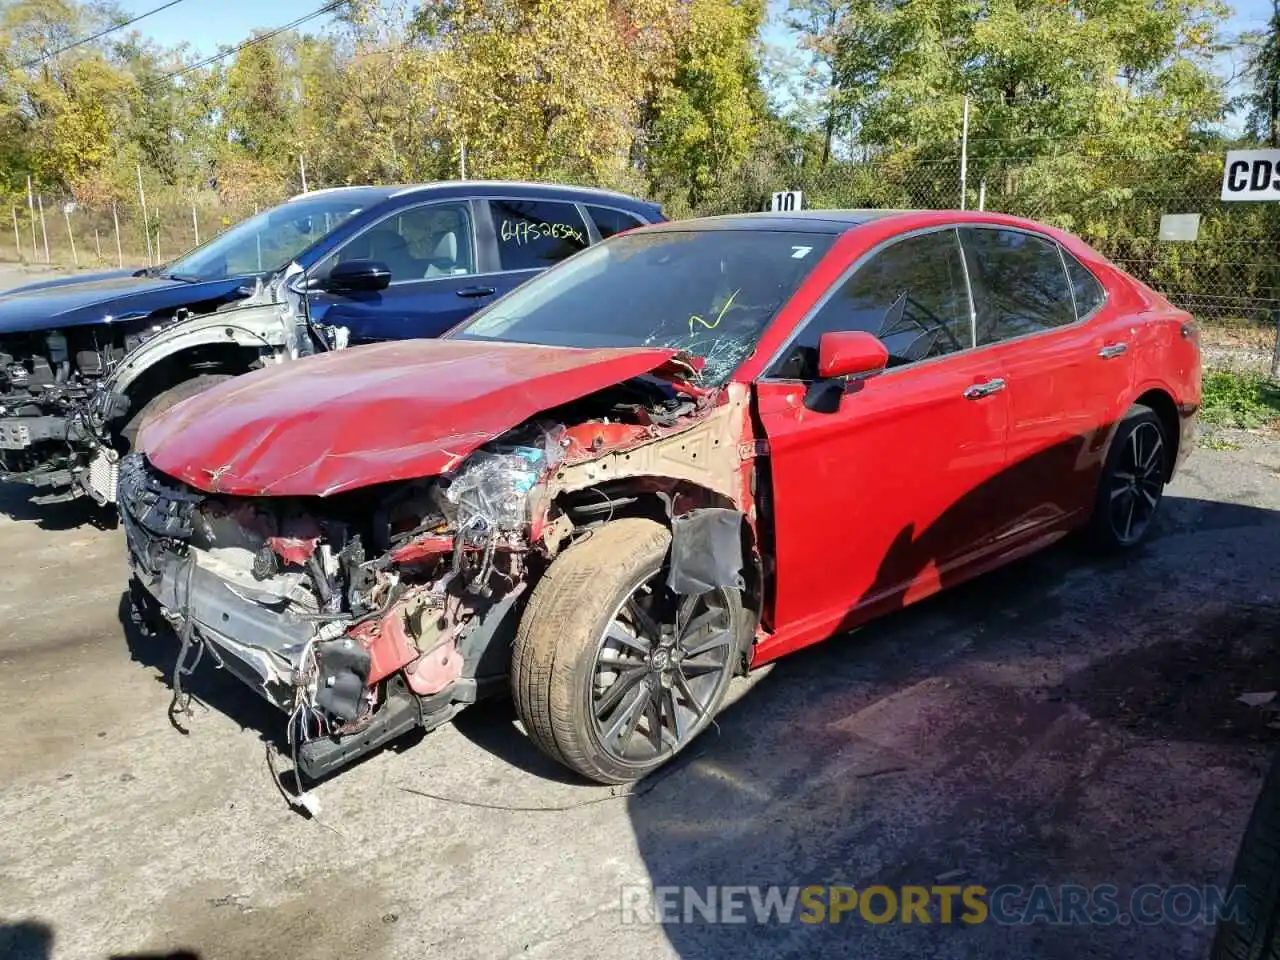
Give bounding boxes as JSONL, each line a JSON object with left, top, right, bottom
{"left": 119, "top": 210, "right": 1200, "bottom": 785}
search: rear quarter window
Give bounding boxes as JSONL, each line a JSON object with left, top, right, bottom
{"left": 587, "top": 205, "right": 645, "bottom": 239}
{"left": 1062, "top": 249, "right": 1107, "bottom": 319}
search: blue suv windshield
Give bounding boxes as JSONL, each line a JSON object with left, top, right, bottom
{"left": 450, "top": 229, "right": 834, "bottom": 384}
{"left": 162, "top": 196, "right": 372, "bottom": 282}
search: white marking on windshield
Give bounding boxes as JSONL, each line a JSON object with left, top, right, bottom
{"left": 791, "top": 246, "right": 813, "bottom": 259}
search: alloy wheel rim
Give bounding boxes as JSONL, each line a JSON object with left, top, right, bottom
{"left": 590, "top": 575, "right": 735, "bottom": 765}
{"left": 1108, "top": 421, "right": 1164, "bottom": 544}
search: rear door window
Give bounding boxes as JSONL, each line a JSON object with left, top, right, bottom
{"left": 962, "top": 228, "right": 1076, "bottom": 345}
{"left": 490, "top": 199, "right": 591, "bottom": 271}
{"left": 586, "top": 205, "right": 645, "bottom": 239}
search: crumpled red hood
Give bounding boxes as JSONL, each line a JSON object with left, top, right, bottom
{"left": 139, "top": 339, "right": 684, "bottom": 496}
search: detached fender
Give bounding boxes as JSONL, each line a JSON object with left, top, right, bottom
{"left": 102, "top": 302, "right": 297, "bottom": 399}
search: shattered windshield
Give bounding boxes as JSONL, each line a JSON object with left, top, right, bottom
{"left": 160, "top": 195, "right": 372, "bottom": 282}
{"left": 449, "top": 229, "right": 835, "bottom": 384}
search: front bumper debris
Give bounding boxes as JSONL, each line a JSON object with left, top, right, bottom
{"left": 118, "top": 453, "right": 461, "bottom": 780}
{"left": 121, "top": 484, "right": 314, "bottom": 711}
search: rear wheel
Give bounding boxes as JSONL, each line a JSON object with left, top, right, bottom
{"left": 121, "top": 374, "right": 233, "bottom": 451}
{"left": 1088, "top": 405, "right": 1168, "bottom": 550}
{"left": 511, "top": 518, "right": 746, "bottom": 784}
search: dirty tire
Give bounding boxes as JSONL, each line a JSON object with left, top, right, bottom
{"left": 1210, "top": 752, "right": 1280, "bottom": 960}
{"left": 122, "top": 374, "right": 233, "bottom": 451}
{"left": 1087, "top": 404, "right": 1167, "bottom": 551}
{"left": 511, "top": 517, "right": 745, "bottom": 784}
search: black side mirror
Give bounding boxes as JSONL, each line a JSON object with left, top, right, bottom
{"left": 324, "top": 259, "right": 392, "bottom": 293}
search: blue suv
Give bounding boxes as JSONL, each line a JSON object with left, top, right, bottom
{"left": 0, "top": 181, "right": 662, "bottom": 505}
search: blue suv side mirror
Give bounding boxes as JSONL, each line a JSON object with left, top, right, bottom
{"left": 325, "top": 260, "right": 392, "bottom": 293}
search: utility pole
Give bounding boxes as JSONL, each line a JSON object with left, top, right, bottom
{"left": 1272, "top": 0, "right": 1279, "bottom": 146}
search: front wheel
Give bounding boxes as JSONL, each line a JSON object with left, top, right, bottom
{"left": 1209, "top": 752, "right": 1280, "bottom": 960}
{"left": 121, "top": 374, "right": 233, "bottom": 451}
{"left": 511, "top": 518, "right": 747, "bottom": 784}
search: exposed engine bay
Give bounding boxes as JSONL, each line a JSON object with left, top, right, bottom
{"left": 0, "top": 320, "right": 170, "bottom": 494}
{"left": 0, "top": 269, "right": 340, "bottom": 504}
{"left": 119, "top": 372, "right": 754, "bottom": 787}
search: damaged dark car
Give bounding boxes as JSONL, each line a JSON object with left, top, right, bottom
{"left": 119, "top": 211, "right": 1200, "bottom": 787}
{"left": 0, "top": 181, "right": 660, "bottom": 505}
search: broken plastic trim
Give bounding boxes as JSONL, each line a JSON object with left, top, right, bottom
{"left": 666, "top": 508, "right": 746, "bottom": 596}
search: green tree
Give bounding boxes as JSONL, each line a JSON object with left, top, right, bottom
{"left": 783, "top": 0, "right": 851, "bottom": 165}
{"left": 647, "top": 0, "right": 767, "bottom": 210}
{"left": 1242, "top": 0, "right": 1280, "bottom": 146}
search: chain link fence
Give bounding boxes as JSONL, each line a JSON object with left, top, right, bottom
{"left": 4, "top": 147, "right": 1278, "bottom": 368}
{"left": 0, "top": 190, "right": 272, "bottom": 271}
{"left": 697, "top": 148, "right": 1280, "bottom": 330}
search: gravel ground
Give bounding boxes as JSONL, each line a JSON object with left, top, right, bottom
{"left": 0, "top": 435, "right": 1277, "bottom": 960}
{"left": 1, "top": 262, "right": 1278, "bottom": 958}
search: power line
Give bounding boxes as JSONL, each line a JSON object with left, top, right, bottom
{"left": 20, "top": 0, "right": 193, "bottom": 69}
{"left": 151, "top": 0, "right": 349, "bottom": 86}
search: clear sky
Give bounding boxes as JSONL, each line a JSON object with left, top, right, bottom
{"left": 118, "top": 0, "right": 1275, "bottom": 96}
{"left": 115, "top": 0, "right": 339, "bottom": 55}
{"left": 119, "top": 0, "right": 1276, "bottom": 58}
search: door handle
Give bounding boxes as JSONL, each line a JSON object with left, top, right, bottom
{"left": 963, "top": 378, "right": 1006, "bottom": 400}
{"left": 1098, "top": 342, "right": 1128, "bottom": 359}
{"left": 456, "top": 285, "right": 496, "bottom": 298}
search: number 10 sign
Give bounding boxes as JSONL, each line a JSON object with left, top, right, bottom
{"left": 770, "top": 191, "right": 803, "bottom": 212}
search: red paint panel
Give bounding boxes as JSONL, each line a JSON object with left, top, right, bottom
{"left": 754, "top": 352, "right": 1010, "bottom": 664}
{"left": 388, "top": 534, "right": 455, "bottom": 565}
{"left": 346, "top": 616, "right": 419, "bottom": 686}
{"left": 139, "top": 339, "right": 682, "bottom": 496}
{"left": 267, "top": 536, "right": 319, "bottom": 565}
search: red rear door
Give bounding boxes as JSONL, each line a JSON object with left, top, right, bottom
{"left": 753, "top": 227, "right": 1010, "bottom": 662}
{"left": 959, "top": 227, "right": 1134, "bottom": 533}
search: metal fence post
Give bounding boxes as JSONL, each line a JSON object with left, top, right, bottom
{"left": 112, "top": 202, "right": 123, "bottom": 268}
{"left": 959, "top": 96, "right": 970, "bottom": 211}
{"left": 1271, "top": 309, "right": 1280, "bottom": 379}
{"left": 26, "top": 177, "right": 36, "bottom": 256}
{"left": 37, "top": 196, "right": 49, "bottom": 263}
{"left": 137, "top": 164, "right": 152, "bottom": 266}
{"left": 63, "top": 204, "right": 78, "bottom": 267}
{"left": 191, "top": 204, "right": 200, "bottom": 246}
{"left": 11, "top": 207, "right": 20, "bottom": 259}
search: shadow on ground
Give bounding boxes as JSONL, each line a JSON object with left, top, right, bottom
{"left": 0, "top": 480, "right": 115, "bottom": 531}
{"left": 616, "top": 495, "right": 1280, "bottom": 959}
{"left": 105, "top": 493, "right": 1280, "bottom": 957}
{"left": 0, "top": 919, "right": 197, "bottom": 960}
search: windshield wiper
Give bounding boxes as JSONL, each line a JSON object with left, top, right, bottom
{"left": 163, "top": 273, "right": 203, "bottom": 283}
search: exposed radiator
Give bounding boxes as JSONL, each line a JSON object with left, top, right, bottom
{"left": 85, "top": 448, "right": 120, "bottom": 505}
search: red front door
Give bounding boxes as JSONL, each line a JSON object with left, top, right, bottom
{"left": 753, "top": 353, "right": 1009, "bottom": 662}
